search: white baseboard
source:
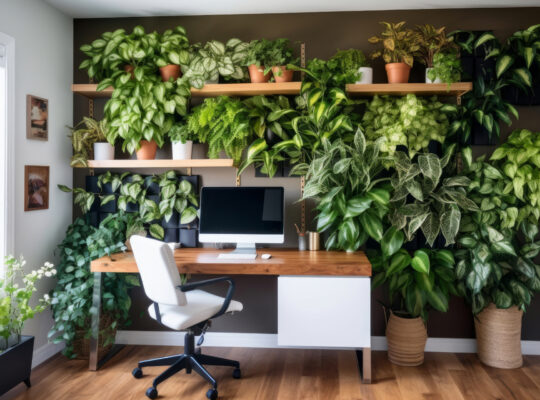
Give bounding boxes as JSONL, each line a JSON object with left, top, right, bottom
{"left": 32, "top": 342, "right": 64, "bottom": 368}
{"left": 116, "top": 330, "right": 540, "bottom": 355}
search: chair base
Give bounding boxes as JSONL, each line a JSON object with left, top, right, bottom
{"left": 133, "top": 329, "right": 240, "bottom": 399}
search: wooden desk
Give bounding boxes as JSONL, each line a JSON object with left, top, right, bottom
{"left": 89, "top": 248, "right": 372, "bottom": 383}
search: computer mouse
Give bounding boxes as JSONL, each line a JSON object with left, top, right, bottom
{"left": 261, "top": 254, "right": 272, "bottom": 260}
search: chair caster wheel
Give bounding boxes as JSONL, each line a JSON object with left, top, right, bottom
{"left": 146, "top": 387, "right": 158, "bottom": 399}
{"left": 206, "top": 388, "right": 218, "bottom": 400}
{"left": 233, "top": 368, "right": 241, "bottom": 379}
{"left": 132, "top": 367, "right": 143, "bottom": 379}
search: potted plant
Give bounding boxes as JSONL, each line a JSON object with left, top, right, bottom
{"left": 169, "top": 123, "right": 194, "bottom": 160}
{"left": 68, "top": 117, "right": 114, "bottom": 167}
{"left": 0, "top": 256, "right": 56, "bottom": 395}
{"left": 427, "top": 50, "right": 462, "bottom": 86}
{"left": 415, "top": 24, "right": 459, "bottom": 84}
{"left": 154, "top": 26, "right": 190, "bottom": 82}
{"left": 118, "top": 25, "right": 159, "bottom": 76}
{"left": 243, "top": 39, "right": 273, "bottom": 83}
{"left": 455, "top": 148, "right": 540, "bottom": 368}
{"left": 368, "top": 21, "right": 419, "bottom": 83}
{"left": 370, "top": 245, "right": 456, "bottom": 366}
{"left": 79, "top": 28, "right": 128, "bottom": 82}
{"left": 265, "top": 39, "right": 298, "bottom": 82}
{"left": 329, "top": 49, "right": 371, "bottom": 84}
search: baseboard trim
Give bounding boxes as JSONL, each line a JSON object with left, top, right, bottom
{"left": 116, "top": 331, "right": 540, "bottom": 355}
{"left": 32, "top": 342, "right": 64, "bottom": 368}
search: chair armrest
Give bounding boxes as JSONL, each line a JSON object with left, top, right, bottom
{"left": 178, "top": 277, "right": 235, "bottom": 319}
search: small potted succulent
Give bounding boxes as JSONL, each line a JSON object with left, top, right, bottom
{"left": 369, "top": 21, "right": 419, "bottom": 83}
{"left": 0, "top": 256, "right": 56, "bottom": 395}
{"left": 244, "top": 39, "right": 273, "bottom": 83}
{"left": 329, "top": 49, "right": 371, "bottom": 84}
{"left": 68, "top": 117, "right": 114, "bottom": 167}
{"left": 168, "top": 123, "right": 194, "bottom": 160}
{"left": 265, "top": 39, "right": 298, "bottom": 82}
{"left": 154, "top": 26, "right": 190, "bottom": 82}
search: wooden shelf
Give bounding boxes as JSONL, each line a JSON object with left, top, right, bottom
{"left": 78, "top": 159, "right": 235, "bottom": 169}
{"left": 72, "top": 82, "right": 302, "bottom": 99}
{"left": 346, "top": 83, "right": 472, "bottom": 97}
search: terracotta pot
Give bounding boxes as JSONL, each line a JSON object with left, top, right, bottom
{"left": 136, "top": 140, "right": 158, "bottom": 160}
{"left": 386, "top": 311, "right": 427, "bottom": 366}
{"left": 475, "top": 303, "right": 523, "bottom": 369}
{"left": 124, "top": 64, "right": 135, "bottom": 79}
{"left": 248, "top": 64, "right": 271, "bottom": 83}
{"left": 159, "top": 64, "right": 181, "bottom": 82}
{"left": 271, "top": 66, "right": 293, "bottom": 82}
{"left": 385, "top": 63, "right": 411, "bottom": 83}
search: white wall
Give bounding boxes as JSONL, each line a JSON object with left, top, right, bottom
{"left": 0, "top": 0, "right": 73, "bottom": 363}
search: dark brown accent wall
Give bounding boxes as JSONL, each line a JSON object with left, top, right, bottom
{"left": 74, "top": 8, "right": 540, "bottom": 339}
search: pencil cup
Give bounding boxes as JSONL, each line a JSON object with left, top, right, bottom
{"left": 298, "top": 234, "right": 307, "bottom": 251}
{"left": 308, "top": 231, "right": 320, "bottom": 251}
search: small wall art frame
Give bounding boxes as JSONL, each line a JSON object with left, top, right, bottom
{"left": 26, "top": 94, "right": 48, "bottom": 140}
{"left": 24, "top": 165, "right": 49, "bottom": 211}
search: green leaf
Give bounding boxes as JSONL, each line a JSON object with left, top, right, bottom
{"left": 418, "top": 153, "right": 442, "bottom": 184}
{"left": 411, "top": 250, "right": 430, "bottom": 274}
{"left": 386, "top": 249, "right": 412, "bottom": 276}
{"left": 345, "top": 196, "right": 372, "bottom": 218}
{"left": 149, "top": 224, "right": 164, "bottom": 240}
{"left": 491, "top": 241, "right": 516, "bottom": 256}
{"left": 366, "top": 188, "right": 390, "bottom": 206}
{"left": 180, "top": 206, "right": 198, "bottom": 225}
{"left": 440, "top": 206, "right": 460, "bottom": 246}
{"left": 358, "top": 209, "right": 383, "bottom": 242}
{"left": 381, "top": 227, "right": 404, "bottom": 258}
{"left": 496, "top": 54, "right": 514, "bottom": 78}
{"left": 426, "top": 288, "right": 449, "bottom": 312}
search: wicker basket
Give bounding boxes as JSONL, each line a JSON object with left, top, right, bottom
{"left": 386, "top": 311, "right": 428, "bottom": 366}
{"left": 72, "top": 314, "right": 116, "bottom": 360}
{"left": 475, "top": 303, "right": 523, "bottom": 369}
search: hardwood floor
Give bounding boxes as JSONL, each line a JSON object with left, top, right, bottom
{"left": 3, "top": 347, "right": 540, "bottom": 400}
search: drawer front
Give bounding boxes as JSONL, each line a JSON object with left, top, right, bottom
{"left": 278, "top": 276, "right": 371, "bottom": 348}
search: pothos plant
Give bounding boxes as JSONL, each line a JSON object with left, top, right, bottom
{"left": 154, "top": 26, "right": 190, "bottom": 69}
{"left": 428, "top": 49, "right": 462, "bottom": 87}
{"left": 368, "top": 21, "right": 420, "bottom": 67}
{"left": 48, "top": 215, "right": 140, "bottom": 358}
{"left": 263, "top": 39, "right": 298, "bottom": 75}
{"left": 300, "top": 129, "right": 391, "bottom": 252}
{"left": 153, "top": 171, "right": 198, "bottom": 225}
{"left": 388, "top": 147, "right": 479, "bottom": 247}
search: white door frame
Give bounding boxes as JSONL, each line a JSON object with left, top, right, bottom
{"left": 0, "top": 31, "right": 15, "bottom": 265}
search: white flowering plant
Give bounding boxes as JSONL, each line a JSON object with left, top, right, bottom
{"left": 0, "top": 256, "right": 56, "bottom": 350}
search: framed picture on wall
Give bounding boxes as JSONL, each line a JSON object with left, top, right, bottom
{"left": 24, "top": 165, "right": 49, "bottom": 211}
{"left": 26, "top": 94, "right": 48, "bottom": 140}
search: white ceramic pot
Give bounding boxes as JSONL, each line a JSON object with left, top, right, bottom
{"left": 356, "top": 67, "right": 373, "bottom": 84}
{"left": 171, "top": 140, "right": 193, "bottom": 160}
{"left": 93, "top": 142, "right": 114, "bottom": 160}
{"left": 425, "top": 68, "right": 442, "bottom": 84}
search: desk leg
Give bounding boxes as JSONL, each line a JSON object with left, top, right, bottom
{"left": 89, "top": 272, "right": 125, "bottom": 371}
{"left": 355, "top": 348, "right": 372, "bottom": 384}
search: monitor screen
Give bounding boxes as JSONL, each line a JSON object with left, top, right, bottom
{"left": 199, "top": 187, "right": 284, "bottom": 236}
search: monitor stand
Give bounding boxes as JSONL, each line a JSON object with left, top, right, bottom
{"left": 217, "top": 243, "right": 257, "bottom": 260}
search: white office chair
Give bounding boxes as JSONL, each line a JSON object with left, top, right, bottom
{"left": 130, "top": 235, "right": 243, "bottom": 400}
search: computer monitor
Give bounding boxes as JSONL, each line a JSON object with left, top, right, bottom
{"left": 199, "top": 187, "right": 284, "bottom": 259}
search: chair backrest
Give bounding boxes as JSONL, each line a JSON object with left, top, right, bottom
{"left": 130, "top": 235, "right": 187, "bottom": 306}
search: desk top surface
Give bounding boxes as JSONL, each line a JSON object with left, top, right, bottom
{"left": 90, "top": 248, "right": 371, "bottom": 276}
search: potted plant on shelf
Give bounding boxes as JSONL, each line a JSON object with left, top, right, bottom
{"left": 243, "top": 39, "right": 273, "bottom": 83}
{"left": 265, "top": 39, "right": 298, "bottom": 82}
{"left": 328, "top": 49, "right": 372, "bottom": 84}
{"left": 370, "top": 245, "right": 456, "bottom": 366}
{"left": 68, "top": 117, "right": 114, "bottom": 167}
{"left": 118, "top": 25, "right": 159, "bottom": 77}
{"left": 368, "top": 21, "right": 419, "bottom": 83}
{"left": 154, "top": 26, "right": 190, "bottom": 82}
{"left": 0, "top": 256, "right": 56, "bottom": 395}
{"left": 169, "top": 123, "right": 194, "bottom": 160}
{"left": 79, "top": 28, "right": 128, "bottom": 82}
{"left": 455, "top": 146, "right": 540, "bottom": 368}
{"left": 415, "top": 24, "right": 459, "bottom": 84}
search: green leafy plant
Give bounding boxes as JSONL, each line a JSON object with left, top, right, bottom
{"left": 68, "top": 117, "right": 109, "bottom": 167}
{"left": 368, "top": 21, "right": 420, "bottom": 67}
{"left": 300, "top": 129, "right": 391, "bottom": 252}
{"left": 168, "top": 123, "right": 193, "bottom": 144}
{"left": 186, "top": 96, "right": 252, "bottom": 165}
{"left": 362, "top": 94, "right": 452, "bottom": 159}
{"left": 330, "top": 49, "right": 369, "bottom": 74}
{"left": 370, "top": 246, "right": 456, "bottom": 320}
{"left": 48, "top": 215, "right": 140, "bottom": 358}
{"left": 389, "top": 148, "right": 479, "bottom": 247}
{"left": 243, "top": 39, "right": 272, "bottom": 68}
{"left": 264, "top": 39, "right": 298, "bottom": 75}
{"left": 415, "top": 24, "right": 456, "bottom": 68}
{"left": 79, "top": 28, "right": 128, "bottom": 82}
{"left": 154, "top": 26, "right": 190, "bottom": 68}
{"left": 428, "top": 50, "right": 462, "bottom": 86}
{"left": 0, "top": 256, "right": 56, "bottom": 350}
{"left": 153, "top": 171, "right": 198, "bottom": 225}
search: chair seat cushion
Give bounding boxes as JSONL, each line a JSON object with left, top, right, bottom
{"left": 148, "top": 289, "right": 243, "bottom": 331}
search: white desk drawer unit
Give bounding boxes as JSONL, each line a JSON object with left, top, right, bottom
{"left": 277, "top": 276, "right": 371, "bottom": 348}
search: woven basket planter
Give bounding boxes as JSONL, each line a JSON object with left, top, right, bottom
{"left": 475, "top": 303, "right": 523, "bottom": 369}
{"left": 386, "top": 311, "right": 428, "bottom": 366}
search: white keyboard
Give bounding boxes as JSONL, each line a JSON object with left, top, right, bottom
{"left": 217, "top": 253, "right": 257, "bottom": 260}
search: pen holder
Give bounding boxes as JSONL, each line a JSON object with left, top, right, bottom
{"left": 308, "top": 231, "right": 320, "bottom": 251}
{"left": 298, "top": 234, "right": 307, "bottom": 251}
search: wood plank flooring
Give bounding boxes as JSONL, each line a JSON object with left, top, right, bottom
{"left": 3, "top": 346, "right": 540, "bottom": 400}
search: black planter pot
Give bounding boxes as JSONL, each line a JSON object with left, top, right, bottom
{"left": 87, "top": 211, "right": 99, "bottom": 228}
{"left": 428, "top": 140, "right": 442, "bottom": 156}
{"left": 460, "top": 56, "right": 475, "bottom": 82}
{"left": 162, "top": 211, "right": 180, "bottom": 229}
{"left": 265, "top": 127, "right": 281, "bottom": 147}
{"left": 146, "top": 194, "right": 160, "bottom": 205}
{"left": 0, "top": 335, "right": 34, "bottom": 395}
{"left": 180, "top": 229, "right": 198, "bottom": 248}
{"left": 99, "top": 195, "right": 117, "bottom": 213}
{"left": 164, "top": 228, "right": 179, "bottom": 243}
{"left": 144, "top": 176, "right": 160, "bottom": 195}
{"left": 125, "top": 201, "right": 139, "bottom": 213}
{"left": 472, "top": 121, "right": 498, "bottom": 145}
{"left": 502, "top": 84, "right": 540, "bottom": 106}
{"left": 101, "top": 182, "right": 115, "bottom": 195}
{"left": 85, "top": 175, "right": 99, "bottom": 194}
{"left": 474, "top": 56, "right": 496, "bottom": 80}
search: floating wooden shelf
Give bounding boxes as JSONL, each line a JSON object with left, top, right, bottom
{"left": 78, "top": 159, "right": 235, "bottom": 169}
{"left": 345, "top": 83, "right": 472, "bottom": 97}
{"left": 71, "top": 82, "right": 302, "bottom": 99}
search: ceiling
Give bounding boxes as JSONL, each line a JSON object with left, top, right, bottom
{"left": 44, "top": 0, "right": 540, "bottom": 18}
